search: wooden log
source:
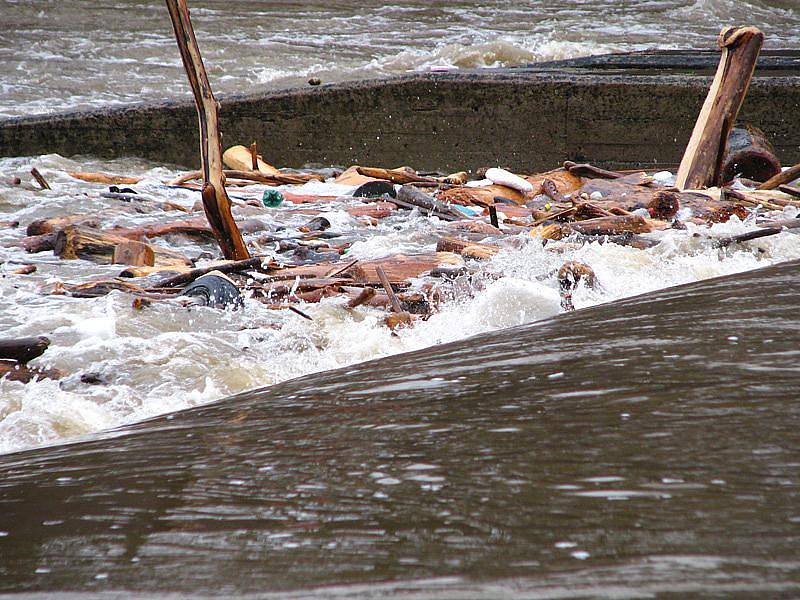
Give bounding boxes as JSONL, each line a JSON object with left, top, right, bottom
{"left": 10, "top": 264, "right": 37, "bottom": 275}
{"left": 436, "top": 237, "right": 500, "bottom": 259}
{"left": 345, "top": 253, "right": 462, "bottom": 284}
{"left": 721, "top": 124, "right": 781, "bottom": 184}
{"left": 392, "top": 185, "right": 461, "bottom": 221}
{"left": 758, "top": 163, "right": 800, "bottom": 191}
{"left": 165, "top": 0, "right": 250, "bottom": 260}
{"left": 0, "top": 336, "right": 49, "bottom": 364}
{"left": 356, "top": 166, "right": 434, "bottom": 185}
{"left": 676, "top": 26, "right": 764, "bottom": 190}
{"left": 54, "top": 226, "right": 191, "bottom": 266}
{"left": 17, "top": 233, "right": 57, "bottom": 254}
{"left": 0, "top": 360, "right": 62, "bottom": 383}
{"left": 27, "top": 214, "right": 101, "bottom": 236}
{"left": 113, "top": 240, "right": 155, "bottom": 267}
{"left": 68, "top": 171, "right": 142, "bottom": 185}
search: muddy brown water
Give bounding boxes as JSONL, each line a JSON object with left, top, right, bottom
{"left": 1, "top": 260, "right": 798, "bottom": 598}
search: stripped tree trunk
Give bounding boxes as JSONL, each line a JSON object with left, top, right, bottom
{"left": 675, "top": 26, "right": 764, "bottom": 191}
{"left": 165, "top": 0, "right": 250, "bottom": 260}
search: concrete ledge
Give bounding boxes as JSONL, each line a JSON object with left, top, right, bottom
{"left": 1, "top": 51, "right": 799, "bottom": 172}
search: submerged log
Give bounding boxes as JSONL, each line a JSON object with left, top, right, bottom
{"left": 0, "top": 336, "right": 49, "bottom": 364}
{"left": 676, "top": 26, "right": 764, "bottom": 190}
{"left": 721, "top": 124, "right": 781, "bottom": 183}
{"left": 0, "top": 361, "right": 62, "bottom": 383}
{"left": 165, "top": 0, "right": 250, "bottom": 260}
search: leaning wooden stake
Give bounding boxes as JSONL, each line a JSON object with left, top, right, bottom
{"left": 675, "top": 26, "right": 764, "bottom": 191}
{"left": 165, "top": 0, "right": 250, "bottom": 260}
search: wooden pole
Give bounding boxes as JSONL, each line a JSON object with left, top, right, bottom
{"left": 165, "top": 0, "right": 250, "bottom": 260}
{"left": 675, "top": 26, "right": 764, "bottom": 191}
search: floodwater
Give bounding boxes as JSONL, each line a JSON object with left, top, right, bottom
{"left": 1, "top": 0, "right": 799, "bottom": 117}
{"left": 1, "top": 260, "right": 799, "bottom": 597}
{"left": 1, "top": 2, "right": 800, "bottom": 596}
{"left": 2, "top": 154, "right": 800, "bottom": 454}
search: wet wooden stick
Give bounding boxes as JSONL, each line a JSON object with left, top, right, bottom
{"left": 165, "top": 0, "right": 250, "bottom": 260}
{"left": 676, "top": 26, "right": 764, "bottom": 190}
{"left": 759, "top": 163, "right": 800, "bottom": 191}
{"left": 30, "top": 168, "right": 51, "bottom": 190}
{"left": 563, "top": 161, "right": 621, "bottom": 180}
{"left": 151, "top": 256, "right": 266, "bottom": 288}
{"left": 375, "top": 266, "right": 403, "bottom": 313}
{"left": 488, "top": 205, "right": 499, "bottom": 228}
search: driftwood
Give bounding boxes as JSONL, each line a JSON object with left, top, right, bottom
{"left": 721, "top": 124, "right": 781, "bottom": 183}
{"left": 54, "top": 225, "right": 191, "bottom": 266}
{"left": 27, "top": 215, "right": 101, "bottom": 236}
{"left": 30, "top": 168, "right": 51, "bottom": 190}
{"left": 712, "top": 226, "right": 783, "bottom": 248}
{"left": 563, "top": 161, "right": 622, "bottom": 180}
{"left": 17, "top": 233, "right": 58, "bottom": 254}
{"left": 165, "top": 0, "right": 250, "bottom": 260}
{"left": 676, "top": 27, "right": 764, "bottom": 190}
{"left": 375, "top": 266, "right": 403, "bottom": 313}
{"left": 344, "top": 253, "right": 462, "bottom": 285}
{"left": 0, "top": 361, "right": 62, "bottom": 383}
{"left": 150, "top": 256, "right": 267, "bottom": 288}
{"left": 0, "top": 336, "right": 49, "bottom": 364}
{"left": 68, "top": 171, "right": 142, "bottom": 185}
{"left": 392, "top": 185, "right": 461, "bottom": 221}
{"left": 170, "top": 169, "right": 323, "bottom": 187}
{"left": 758, "top": 163, "right": 800, "bottom": 191}
{"left": 113, "top": 240, "right": 155, "bottom": 267}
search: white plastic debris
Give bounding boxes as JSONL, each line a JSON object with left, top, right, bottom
{"left": 485, "top": 167, "right": 534, "bottom": 193}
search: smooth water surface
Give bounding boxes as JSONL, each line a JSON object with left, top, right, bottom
{"left": 1, "top": 260, "right": 799, "bottom": 597}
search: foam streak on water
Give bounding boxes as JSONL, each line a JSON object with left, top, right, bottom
{"left": 2, "top": 154, "right": 800, "bottom": 453}
{"left": 1, "top": 0, "right": 799, "bottom": 117}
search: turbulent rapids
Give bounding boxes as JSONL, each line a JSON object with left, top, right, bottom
{"left": 2, "top": 150, "right": 800, "bottom": 454}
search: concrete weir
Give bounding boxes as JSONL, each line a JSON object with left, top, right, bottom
{"left": 1, "top": 50, "right": 799, "bottom": 172}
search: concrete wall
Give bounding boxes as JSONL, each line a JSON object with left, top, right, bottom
{"left": 1, "top": 61, "right": 798, "bottom": 173}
